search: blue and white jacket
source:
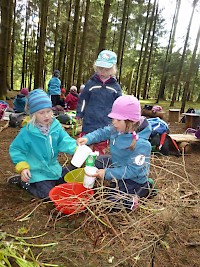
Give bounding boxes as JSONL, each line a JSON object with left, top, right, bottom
{"left": 9, "top": 118, "right": 77, "bottom": 183}
{"left": 48, "top": 76, "right": 61, "bottom": 96}
{"left": 85, "top": 119, "right": 152, "bottom": 184}
{"left": 76, "top": 74, "right": 122, "bottom": 133}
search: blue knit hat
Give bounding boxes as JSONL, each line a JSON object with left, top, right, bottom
{"left": 53, "top": 70, "right": 60, "bottom": 77}
{"left": 28, "top": 89, "right": 52, "bottom": 114}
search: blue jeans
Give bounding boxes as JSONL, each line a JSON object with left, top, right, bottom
{"left": 27, "top": 164, "right": 76, "bottom": 199}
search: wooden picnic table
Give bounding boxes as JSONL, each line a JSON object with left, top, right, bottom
{"left": 182, "top": 113, "right": 200, "bottom": 129}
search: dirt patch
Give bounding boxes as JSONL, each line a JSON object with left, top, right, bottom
{"left": 0, "top": 101, "right": 200, "bottom": 266}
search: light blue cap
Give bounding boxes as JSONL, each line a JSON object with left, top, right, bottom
{"left": 95, "top": 50, "right": 117, "bottom": 68}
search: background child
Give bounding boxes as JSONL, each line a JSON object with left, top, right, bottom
{"left": 60, "top": 87, "right": 66, "bottom": 107}
{"left": 8, "top": 89, "right": 77, "bottom": 199}
{"left": 77, "top": 95, "right": 152, "bottom": 210}
{"left": 64, "top": 85, "right": 79, "bottom": 110}
{"left": 79, "top": 84, "right": 85, "bottom": 96}
{"left": 48, "top": 69, "right": 61, "bottom": 106}
{"left": 76, "top": 50, "right": 122, "bottom": 155}
{"left": 13, "top": 88, "right": 29, "bottom": 113}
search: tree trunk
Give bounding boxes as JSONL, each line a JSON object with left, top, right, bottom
{"left": 97, "top": 0, "right": 111, "bottom": 53}
{"left": 134, "top": 0, "right": 151, "bottom": 98}
{"left": 170, "top": 0, "right": 198, "bottom": 106}
{"left": 77, "top": 0, "right": 91, "bottom": 89}
{"left": 143, "top": 0, "right": 157, "bottom": 99}
{"left": 181, "top": 23, "right": 200, "bottom": 113}
{"left": 10, "top": 0, "right": 16, "bottom": 91}
{"left": 21, "top": 3, "right": 29, "bottom": 89}
{"left": 157, "top": 0, "right": 181, "bottom": 102}
{"left": 66, "top": 0, "right": 80, "bottom": 90}
{"left": 34, "top": 0, "right": 49, "bottom": 89}
{"left": 137, "top": 0, "right": 153, "bottom": 99}
{"left": 0, "top": 0, "right": 12, "bottom": 98}
{"left": 117, "top": 0, "right": 129, "bottom": 83}
{"left": 60, "top": 0, "right": 72, "bottom": 86}
{"left": 53, "top": 0, "right": 61, "bottom": 71}
{"left": 111, "top": 0, "right": 120, "bottom": 52}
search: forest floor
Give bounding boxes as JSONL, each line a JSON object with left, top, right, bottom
{"left": 0, "top": 95, "right": 200, "bottom": 267}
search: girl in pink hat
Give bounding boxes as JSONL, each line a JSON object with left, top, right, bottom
{"left": 77, "top": 95, "right": 154, "bottom": 210}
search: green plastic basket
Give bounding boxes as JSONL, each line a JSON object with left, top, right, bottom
{"left": 64, "top": 168, "right": 84, "bottom": 183}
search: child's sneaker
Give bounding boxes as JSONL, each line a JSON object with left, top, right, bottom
{"left": 7, "top": 175, "right": 29, "bottom": 190}
{"left": 7, "top": 175, "right": 21, "bottom": 185}
{"left": 131, "top": 195, "right": 139, "bottom": 211}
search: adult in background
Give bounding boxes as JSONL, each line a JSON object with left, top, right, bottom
{"left": 76, "top": 50, "right": 122, "bottom": 155}
{"left": 48, "top": 70, "right": 61, "bottom": 106}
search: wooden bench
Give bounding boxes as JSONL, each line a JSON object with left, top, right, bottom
{"left": 169, "top": 134, "right": 200, "bottom": 143}
{"left": 169, "top": 133, "right": 200, "bottom": 153}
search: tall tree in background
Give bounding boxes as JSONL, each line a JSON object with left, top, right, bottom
{"left": 0, "top": 0, "right": 12, "bottom": 98}
{"left": 181, "top": 23, "right": 200, "bottom": 112}
{"left": 134, "top": 0, "right": 151, "bottom": 98}
{"left": 117, "top": 0, "right": 130, "bottom": 84}
{"left": 10, "top": 0, "right": 17, "bottom": 90}
{"left": 157, "top": 0, "right": 181, "bottom": 102}
{"left": 0, "top": 0, "right": 199, "bottom": 101}
{"left": 170, "top": 0, "right": 199, "bottom": 106}
{"left": 60, "top": 0, "right": 72, "bottom": 86}
{"left": 67, "top": 0, "right": 80, "bottom": 90}
{"left": 111, "top": 0, "right": 120, "bottom": 52}
{"left": 137, "top": 0, "right": 155, "bottom": 99}
{"left": 34, "top": 0, "right": 49, "bottom": 88}
{"left": 143, "top": 1, "right": 158, "bottom": 99}
{"left": 77, "top": 0, "right": 91, "bottom": 88}
{"left": 52, "top": 0, "right": 61, "bottom": 71}
{"left": 97, "top": 0, "right": 111, "bottom": 53}
{"left": 21, "top": 2, "right": 29, "bottom": 89}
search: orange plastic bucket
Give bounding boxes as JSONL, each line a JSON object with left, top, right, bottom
{"left": 49, "top": 183, "right": 94, "bottom": 215}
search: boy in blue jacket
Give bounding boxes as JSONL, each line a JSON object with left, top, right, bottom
{"left": 9, "top": 89, "right": 77, "bottom": 199}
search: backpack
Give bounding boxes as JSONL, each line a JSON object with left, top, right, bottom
{"left": 57, "top": 111, "right": 79, "bottom": 136}
{"left": 147, "top": 118, "right": 180, "bottom": 156}
{"left": 147, "top": 118, "right": 169, "bottom": 136}
{"left": 143, "top": 104, "right": 153, "bottom": 111}
{"left": 9, "top": 113, "right": 26, "bottom": 127}
{"left": 180, "top": 108, "right": 195, "bottom": 123}
{"left": 0, "top": 101, "right": 9, "bottom": 120}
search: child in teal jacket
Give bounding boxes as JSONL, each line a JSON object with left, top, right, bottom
{"left": 9, "top": 89, "right": 77, "bottom": 199}
{"left": 48, "top": 70, "right": 61, "bottom": 106}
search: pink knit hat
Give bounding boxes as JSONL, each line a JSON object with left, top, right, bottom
{"left": 20, "top": 88, "right": 29, "bottom": 96}
{"left": 108, "top": 95, "right": 141, "bottom": 122}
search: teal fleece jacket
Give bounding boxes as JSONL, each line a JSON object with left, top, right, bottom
{"left": 9, "top": 118, "right": 77, "bottom": 183}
